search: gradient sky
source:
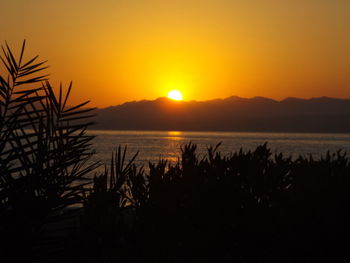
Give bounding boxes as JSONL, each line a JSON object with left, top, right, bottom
{"left": 1, "top": 0, "right": 350, "bottom": 107}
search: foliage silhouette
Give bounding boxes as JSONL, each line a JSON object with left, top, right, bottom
{"left": 80, "top": 143, "right": 350, "bottom": 263}
{"left": 0, "top": 41, "right": 98, "bottom": 262}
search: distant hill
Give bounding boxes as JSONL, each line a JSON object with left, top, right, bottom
{"left": 92, "top": 96, "right": 350, "bottom": 133}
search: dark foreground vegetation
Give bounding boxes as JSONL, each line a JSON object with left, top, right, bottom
{"left": 1, "top": 42, "right": 350, "bottom": 262}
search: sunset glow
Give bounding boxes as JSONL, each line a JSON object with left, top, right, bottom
{"left": 168, "top": 90, "right": 183, "bottom": 101}
{"left": 1, "top": 1, "right": 350, "bottom": 107}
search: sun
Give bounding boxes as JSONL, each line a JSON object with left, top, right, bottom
{"left": 167, "top": 90, "right": 183, "bottom": 101}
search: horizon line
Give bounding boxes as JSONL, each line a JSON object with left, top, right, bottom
{"left": 96, "top": 95, "right": 350, "bottom": 109}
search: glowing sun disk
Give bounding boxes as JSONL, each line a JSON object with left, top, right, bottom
{"left": 168, "top": 90, "right": 183, "bottom": 101}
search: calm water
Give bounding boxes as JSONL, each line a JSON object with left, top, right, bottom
{"left": 90, "top": 130, "right": 350, "bottom": 169}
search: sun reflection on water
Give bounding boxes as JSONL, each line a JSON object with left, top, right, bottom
{"left": 167, "top": 131, "right": 184, "bottom": 141}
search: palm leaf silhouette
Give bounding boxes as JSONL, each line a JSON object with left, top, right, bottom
{"left": 0, "top": 40, "right": 99, "bottom": 261}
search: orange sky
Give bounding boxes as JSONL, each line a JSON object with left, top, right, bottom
{"left": 1, "top": 0, "right": 350, "bottom": 107}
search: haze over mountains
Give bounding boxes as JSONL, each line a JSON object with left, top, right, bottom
{"left": 92, "top": 96, "right": 350, "bottom": 133}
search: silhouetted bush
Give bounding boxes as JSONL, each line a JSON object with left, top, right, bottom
{"left": 81, "top": 143, "right": 350, "bottom": 263}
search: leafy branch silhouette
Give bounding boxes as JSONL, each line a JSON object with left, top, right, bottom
{"left": 0, "top": 40, "right": 99, "bottom": 261}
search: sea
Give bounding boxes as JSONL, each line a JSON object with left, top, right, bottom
{"left": 89, "top": 130, "right": 350, "bottom": 170}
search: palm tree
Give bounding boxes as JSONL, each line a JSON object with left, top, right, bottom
{"left": 0, "top": 40, "right": 99, "bottom": 261}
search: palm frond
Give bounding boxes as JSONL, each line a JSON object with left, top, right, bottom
{"left": 0, "top": 40, "right": 98, "bottom": 261}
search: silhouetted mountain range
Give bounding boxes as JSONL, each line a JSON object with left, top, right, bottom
{"left": 92, "top": 96, "right": 350, "bottom": 133}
